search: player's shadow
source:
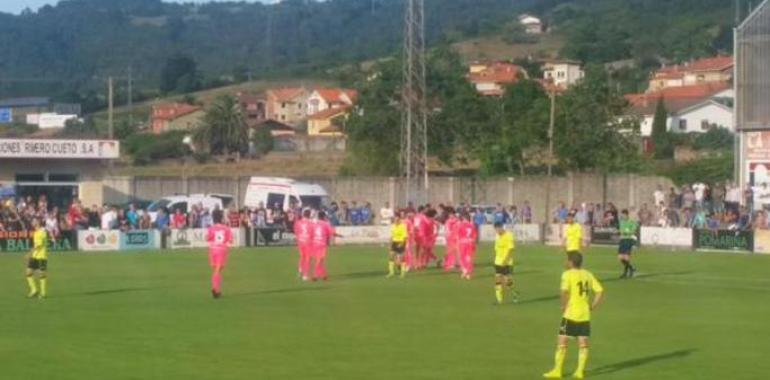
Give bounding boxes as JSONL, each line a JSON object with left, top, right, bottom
{"left": 601, "top": 271, "right": 694, "bottom": 284}
{"left": 515, "top": 294, "right": 561, "bottom": 304}
{"left": 590, "top": 349, "right": 696, "bottom": 376}
{"left": 230, "top": 286, "right": 333, "bottom": 298}
{"left": 336, "top": 271, "right": 388, "bottom": 280}
{"left": 60, "top": 286, "right": 166, "bottom": 298}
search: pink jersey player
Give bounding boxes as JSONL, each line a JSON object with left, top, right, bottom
{"left": 310, "top": 212, "right": 336, "bottom": 280}
{"left": 443, "top": 213, "right": 460, "bottom": 271}
{"left": 422, "top": 215, "right": 438, "bottom": 268}
{"left": 403, "top": 212, "right": 416, "bottom": 270}
{"left": 294, "top": 211, "right": 314, "bottom": 280}
{"left": 456, "top": 217, "right": 477, "bottom": 280}
{"left": 207, "top": 214, "right": 233, "bottom": 298}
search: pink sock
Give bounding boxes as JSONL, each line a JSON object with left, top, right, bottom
{"left": 301, "top": 252, "right": 311, "bottom": 278}
{"left": 212, "top": 273, "right": 221, "bottom": 293}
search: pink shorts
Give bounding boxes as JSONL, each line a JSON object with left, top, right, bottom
{"left": 312, "top": 245, "right": 328, "bottom": 258}
{"left": 209, "top": 251, "right": 229, "bottom": 267}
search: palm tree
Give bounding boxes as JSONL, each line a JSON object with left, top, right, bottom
{"left": 195, "top": 95, "right": 248, "bottom": 157}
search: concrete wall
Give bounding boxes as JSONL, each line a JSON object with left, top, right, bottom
{"left": 103, "top": 174, "right": 673, "bottom": 223}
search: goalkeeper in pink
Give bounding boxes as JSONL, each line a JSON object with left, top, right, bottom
{"left": 207, "top": 210, "right": 233, "bottom": 299}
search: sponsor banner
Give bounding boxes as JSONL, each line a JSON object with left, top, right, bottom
{"left": 0, "top": 138, "right": 119, "bottom": 159}
{"left": 511, "top": 224, "right": 542, "bottom": 242}
{"left": 591, "top": 227, "right": 621, "bottom": 246}
{"left": 0, "top": 108, "right": 12, "bottom": 123}
{"left": 169, "top": 228, "right": 208, "bottom": 249}
{"left": 752, "top": 230, "right": 770, "bottom": 255}
{"left": 169, "top": 228, "right": 245, "bottom": 249}
{"left": 694, "top": 229, "right": 753, "bottom": 252}
{"left": 78, "top": 230, "right": 120, "bottom": 251}
{"left": 640, "top": 227, "right": 693, "bottom": 247}
{"left": 336, "top": 226, "right": 390, "bottom": 245}
{"left": 253, "top": 228, "right": 294, "bottom": 246}
{"left": 119, "top": 230, "right": 161, "bottom": 250}
{"left": 0, "top": 230, "right": 76, "bottom": 252}
{"left": 745, "top": 131, "right": 770, "bottom": 161}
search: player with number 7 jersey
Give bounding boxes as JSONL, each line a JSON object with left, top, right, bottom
{"left": 207, "top": 210, "right": 233, "bottom": 299}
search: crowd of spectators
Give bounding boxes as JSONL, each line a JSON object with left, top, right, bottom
{"left": 5, "top": 182, "right": 768, "bottom": 235}
{"left": 0, "top": 196, "right": 383, "bottom": 234}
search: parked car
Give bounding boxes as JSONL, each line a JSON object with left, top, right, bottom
{"left": 147, "top": 193, "right": 234, "bottom": 221}
{"left": 244, "top": 177, "right": 329, "bottom": 210}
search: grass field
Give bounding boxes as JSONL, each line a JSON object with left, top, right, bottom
{"left": 1, "top": 244, "right": 769, "bottom": 380}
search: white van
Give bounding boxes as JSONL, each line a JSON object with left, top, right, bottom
{"left": 147, "top": 193, "right": 234, "bottom": 221}
{"left": 244, "top": 177, "right": 329, "bottom": 210}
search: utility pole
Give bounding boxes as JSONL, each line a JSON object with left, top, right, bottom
{"left": 127, "top": 66, "right": 133, "bottom": 128}
{"left": 544, "top": 90, "right": 556, "bottom": 226}
{"left": 401, "top": 0, "right": 428, "bottom": 205}
{"left": 108, "top": 76, "right": 114, "bottom": 139}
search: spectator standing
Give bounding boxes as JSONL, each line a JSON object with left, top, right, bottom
{"left": 521, "top": 201, "right": 532, "bottom": 223}
{"left": 126, "top": 204, "right": 139, "bottom": 229}
{"left": 155, "top": 209, "right": 170, "bottom": 230}
{"left": 227, "top": 206, "right": 241, "bottom": 228}
{"left": 171, "top": 209, "right": 187, "bottom": 229}
{"left": 725, "top": 182, "right": 741, "bottom": 214}
{"left": 361, "top": 203, "right": 373, "bottom": 225}
{"left": 139, "top": 213, "right": 152, "bottom": 230}
{"left": 349, "top": 201, "right": 362, "bottom": 226}
{"left": 653, "top": 186, "right": 665, "bottom": 210}
{"left": 380, "top": 202, "right": 395, "bottom": 225}
{"left": 101, "top": 206, "right": 116, "bottom": 230}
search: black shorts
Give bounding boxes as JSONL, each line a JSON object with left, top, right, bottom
{"left": 27, "top": 258, "right": 48, "bottom": 271}
{"left": 566, "top": 250, "right": 582, "bottom": 256}
{"left": 618, "top": 239, "right": 635, "bottom": 254}
{"left": 494, "top": 265, "right": 512, "bottom": 275}
{"left": 559, "top": 318, "right": 591, "bottom": 337}
{"left": 390, "top": 242, "right": 406, "bottom": 254}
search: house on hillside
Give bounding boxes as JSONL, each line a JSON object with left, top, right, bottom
{"left": 625, "top": 82, "right": 734, "bottom": 139}
{"left": 468, "top": 61, "right": 526, "bottom": 96}
{"left": 265, "top": 88, "right": 310, "bottom": 128}
{"left": 648, "top": 56, "right": 733, "bottom": 93}
{"left": 308, "top": 105, "right": 350, "bottom": 136}
{"left": 151, "top": 103, "right": 204, "bottom": 134}
{"left": 518, "top": 14, "right": 544, "bottom": 34}
{"left": 306, "top": 88, "right": 358, "bottom": 115}
{"left": 0, "top": 97, "right": 51, "bottom": 123}
{"left": 542, "top": 60, "right": 584, "bottom": 90}
{"left": 237, "top": 92, "right": 267, "bottom": 127}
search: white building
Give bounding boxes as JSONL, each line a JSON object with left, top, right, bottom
{"left": 669, "top": 100, "right": 734, "bottom": 134}
{"left": 518, "top": 14, "right": 543, "bottom": 34}
{"left": 542, "top": 60, "right": 584, "bottom": 89}
{"left": 630, "top": 98, "right": 734, "bottom": 137}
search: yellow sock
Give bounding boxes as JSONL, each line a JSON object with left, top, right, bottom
{"left": 388, "top": 261, "right": 396, "bottom": 276}
{"left": 400, "top": 263, "right": 407, "bottom": 278}
{"left": 576, "top": 347, "right": 589, "bottom": 376}
{"left": 553, "top": 346, "right": 567, "bottom": 374}
{"left": 495, "top": 284, "right": 504, "bottom": 304}
{"left": 39, "top": 278, "right": 47, "bottom": 297}
{"left": 26, "top": 277, "right": 37, "bottom": 295}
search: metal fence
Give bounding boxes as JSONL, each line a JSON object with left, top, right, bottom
{"left": 736, "top": 0, "right": 770, "bottom": 130}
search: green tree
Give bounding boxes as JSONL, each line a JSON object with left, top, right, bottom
{"left": 473, "top": 80, "right": 549, "bottom": 175}
{"left": 694, "top": 127, "right": 734, "bottom": 151}
{"left": 651, "top": 98, "right": 672, "bottom": 159}
{"left": 195, "top": 95, "right": 248, "bottom": 156}
{"left": 160, "top": 54, "right": 200, "bottom": 94}
{"left": 251, "top": 127, "right": 275, "bottom": 158}
{"left": 554, "top": 65, "right": 641, "bottom": 173}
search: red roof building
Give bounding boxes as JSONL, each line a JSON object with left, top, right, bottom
{"left": 648, "top": 56, "right": 733, "bottom": 92}
{"left": 151, "top": 103, "right": 203, "bottom": 134}
{"left": 468, "top": 62, "right": 526, "bottom": 96}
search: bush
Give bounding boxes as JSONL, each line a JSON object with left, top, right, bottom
{"left": 663, "top": 155, "right": 733, "bottom": 186}
{"left": 123, "top": 131, "right": 190, "bottom": 165}
{"left": 694, "top": 127, "right": 733, "bottom": 151}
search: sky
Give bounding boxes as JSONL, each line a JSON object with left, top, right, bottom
{"left": 0, "top": 0, "right": 280, "bottom": 14}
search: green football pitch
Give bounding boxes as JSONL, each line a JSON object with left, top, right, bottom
{"left": 1, "top": 244, "right": 768, "bottom": 380}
